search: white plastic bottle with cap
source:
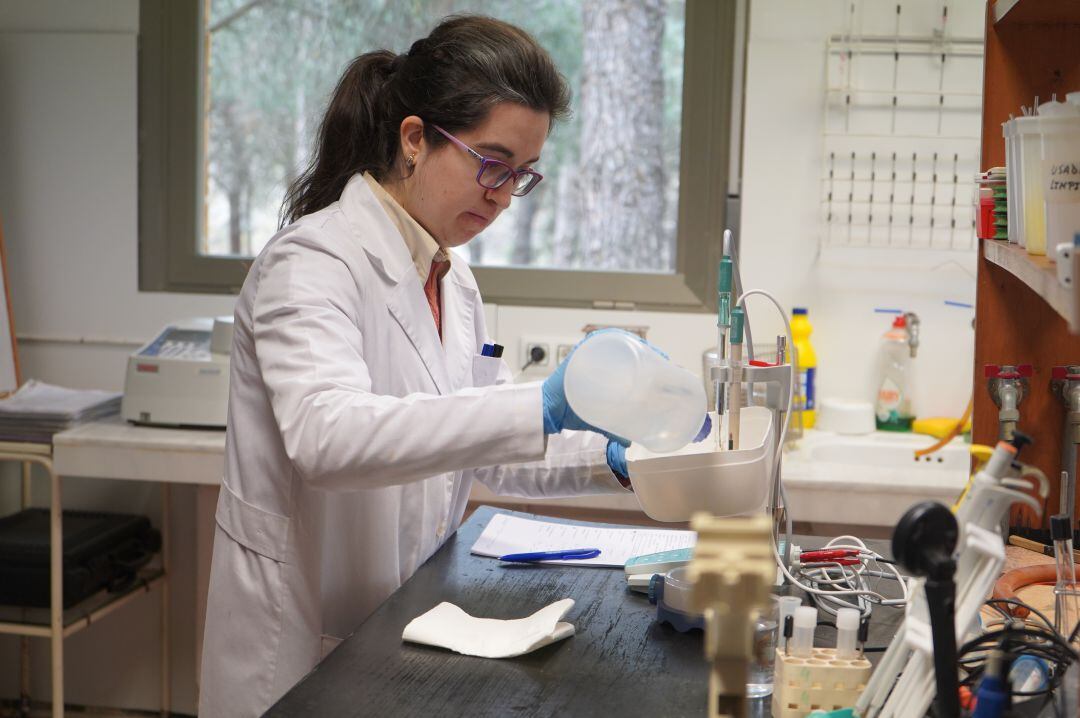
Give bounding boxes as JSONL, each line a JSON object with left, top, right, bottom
{"left": 564, "top": 330, "right": 707, "bottom": 454}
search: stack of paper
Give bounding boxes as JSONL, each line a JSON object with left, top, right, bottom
{"left": 0, "top": 380, "right": 121, "bottom": 443}
{"left": 471, "top": 513, "right": 696, "bottom": 567}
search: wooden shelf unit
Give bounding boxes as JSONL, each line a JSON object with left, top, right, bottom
{"left": 994, "top": 0, "right": 1080, "bottom": 26}
{"left": 982, "top": 239, "right": 1073, "bottom": 324}
{"left": 974, "top": 0, "right": 1080, "bottom": 526}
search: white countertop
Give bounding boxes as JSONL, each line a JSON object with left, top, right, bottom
{"left": 48, "top": 419, "right": 971, "bottom": 528}
{"left": 53, "top": 416, "right": 225, "bottom": 485}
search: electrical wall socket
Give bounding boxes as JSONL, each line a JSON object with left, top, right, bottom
{"left": 521, "top": 338, "right": 582, "bottom": 371}
{"left": 521, "top": 340, "right": 551, "bottom": 368}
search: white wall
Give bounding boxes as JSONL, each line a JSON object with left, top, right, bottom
{"left": 735, "top": 0, "right": 983, "bottom": 419}
{"left": 0, "top": 0, "right": 984, "bottom": 712}
{"left": 0, "top": 2, "right": 227, "bottom": 713}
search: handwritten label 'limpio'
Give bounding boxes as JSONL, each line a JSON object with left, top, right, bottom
{"left": 1045, "top": 160, "right": 1080, "bottom": 201}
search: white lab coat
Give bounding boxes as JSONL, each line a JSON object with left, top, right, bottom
{"left": 198, "top": 174, "right": 628, "bottom": 717}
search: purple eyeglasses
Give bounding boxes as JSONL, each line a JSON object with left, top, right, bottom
{"left": 430, "top": 124, "right": 543, "bottom": 197}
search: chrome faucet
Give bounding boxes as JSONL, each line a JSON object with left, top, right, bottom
{"left": 985, "top": 364, "right": 1032, "bottom": 442}
{"left": 903, "top": 311, "right": 921, "bottom": 359}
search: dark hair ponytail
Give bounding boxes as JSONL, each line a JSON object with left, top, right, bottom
{"left": 281, "top": 15, "right": 570, "bottom": 225}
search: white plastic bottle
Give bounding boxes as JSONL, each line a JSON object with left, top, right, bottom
{"left": 564, "top": 330, "right": 707, "bottom": 453}
{"left": 874, "top": 316, "right": 914, "bottom": 432}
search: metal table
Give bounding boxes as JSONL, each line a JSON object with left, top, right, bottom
{"left": 265, "top": 506, "right": 906, "bottom": 717}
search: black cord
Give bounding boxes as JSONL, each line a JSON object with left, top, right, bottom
{"left": 958, "top": 598, "right": 1079, "bottom": 707}
{"left": 984, "top": 597, "right": 1056, "bottom": 632}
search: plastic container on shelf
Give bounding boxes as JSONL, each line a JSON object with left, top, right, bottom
{"left": 1017, "top": 116, "right": 1047, "bottom": 254}
{"left": 1040, "top": 112, "right": 1080, "bottom": 254}
{"left": 564, "top": 329, "right": 707, "bottom": 454}
{"left": 626, "top": 408, "right": 774, "bottom": 522}
{"left": 977, "top": 186, "right": 995, "bottom": 239}
{"left": 1004, "top": 119, "right": 1020, "bottom": 243}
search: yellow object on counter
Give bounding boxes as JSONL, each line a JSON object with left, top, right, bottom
{"left": 912, "top": 416, "right": 971, "bottom": 440}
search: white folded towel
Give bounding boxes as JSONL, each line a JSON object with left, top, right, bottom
{"left": 401, "top": 598, "right": 576, "bottom": 658}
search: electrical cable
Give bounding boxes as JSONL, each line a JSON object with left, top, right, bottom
{"left": 736, "top": 288, "right": 910, "bottom": 617}
{"left": 957, "top": 596, "right": 1079, "bottom": 705}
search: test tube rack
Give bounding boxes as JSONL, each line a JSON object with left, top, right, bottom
{"left": 772, "top": 648, "right": 872, "bottom": 718}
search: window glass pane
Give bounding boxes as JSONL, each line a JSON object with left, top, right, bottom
{"left": 203, "top": 0, "right": 683, "bottom": 274}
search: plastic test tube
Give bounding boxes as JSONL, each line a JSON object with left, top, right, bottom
{"left": 777, "top": 596, "right": 802, "bottom": 652}
{"left": 1051, "top": 514, "right": 1080, "bottom": 640}
{"left": 835, "top": 607, "right": 860, "bottom": 659}
{"left": 791, "top": 606, "right": 817, "bottom": 657}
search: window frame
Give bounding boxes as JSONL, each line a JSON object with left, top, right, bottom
{"left": 138, "top": 0, "right": 737, "bottom": 310}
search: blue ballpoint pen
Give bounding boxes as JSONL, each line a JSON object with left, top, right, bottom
{"left": 499, "top": 548, "right": 601, "bottom": 562}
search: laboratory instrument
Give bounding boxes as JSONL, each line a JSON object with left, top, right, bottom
{"left": 687, "top": 513, "right": 774, "bottom": 718}
{"left": 624, "top": 547, "right": 694, "bottom": 576}
{"left": 892, "top": 501, "right": 961, "bottom": 718}
{"left": 857, "top": 433, "right": 1051, "bottom": 718}
{"left": 1050, "top": 365, "right": 1080, "bottom": 528}
{"left": 772, "top": 602, "right": 872, "bottom": 718}
{"left": 1051, "top": 514, "right": 1080, "bottom": 642}
{"left": 648, "top": 568, "right": 704, "bottom": 632}
{"left": 122, "top": 317, "right": 233, "bottom": 428}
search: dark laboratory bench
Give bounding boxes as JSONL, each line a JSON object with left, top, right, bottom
{"left": 264, "top": 506, "right": 906, "bottom": 718}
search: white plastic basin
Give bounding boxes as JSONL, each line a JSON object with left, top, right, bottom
{"left": 627, "top": 407, "right": 775, "bottom": 522}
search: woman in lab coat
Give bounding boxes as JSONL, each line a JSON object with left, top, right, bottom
{"left": 199, "top": 15, "right": 641, "bottom": 717}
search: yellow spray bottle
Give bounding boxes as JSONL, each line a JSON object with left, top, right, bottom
{"left": 791, "top": 308, "right": 817, "bottom": 429}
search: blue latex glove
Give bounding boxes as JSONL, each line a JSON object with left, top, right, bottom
{"left": 606, "top": 440, "right": 628, "bottom": 480}
{"left": 541, "top": 328, "right": 669, "bottom": 445}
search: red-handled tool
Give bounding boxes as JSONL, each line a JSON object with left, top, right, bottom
{"left": 800, "top": 549, "right": 859, "bottom": 562}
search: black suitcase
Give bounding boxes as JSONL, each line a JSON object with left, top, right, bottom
{"left": 0, "top": 508, "right": 162, "bottom": 609}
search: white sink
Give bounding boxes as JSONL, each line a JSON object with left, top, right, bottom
{"left": 782, "top": 429, "right": 970, "bottom": 527}
{"left": 805, "top": 431, "right": 970, "bottom": 472}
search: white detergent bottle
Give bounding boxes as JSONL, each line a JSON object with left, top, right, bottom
{"left": 874, "top": 315, "right": 914, "bottom": 431}
{"left": 564, "top": 330, "right": 708, "bottom": 453}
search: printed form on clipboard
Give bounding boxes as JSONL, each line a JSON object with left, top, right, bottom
{"left": 470, "top": 513, "right": 696, "bottom": 567}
